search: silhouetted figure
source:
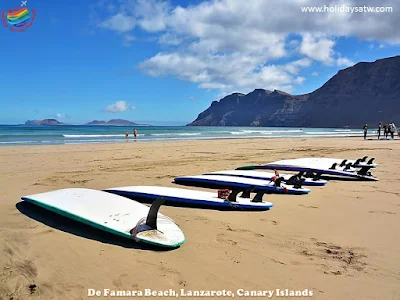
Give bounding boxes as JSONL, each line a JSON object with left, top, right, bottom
{"left": 384, "top": 124, "right": 389, "bottom": 139}
{"left": 389, "top": 122, "right": 397, "bottom": 139}
{"left": 363, "top": 124, "right": 368, "bottom": 140}
{"left": 133, "top": 128, "right": 138, "bottom": 139}
{"left": 377, "top": 122, "right": 382, "bottom": 139}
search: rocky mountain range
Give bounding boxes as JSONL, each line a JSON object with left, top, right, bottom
{"left": 188, "top": 55, "right": 400, "bottom": 128}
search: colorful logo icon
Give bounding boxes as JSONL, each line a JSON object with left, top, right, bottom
{"left": 2, "top": 1, "right": 36, "bottom": 32}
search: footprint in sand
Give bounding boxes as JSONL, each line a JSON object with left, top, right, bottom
{"left": 369, "top": 210, "right": 396, "bottom": 215}
{"left": 113, "top": 273, "right": 129, "bottom": 288}
{"left": 216, "top": 233, "right": 238, "bottom": 246}
{"left": 270, "top": 258, "right": 286, "bottom": 265}
{"left": 260, "top": 219, "right": 279, "bottom": 225}
{"left": 298, "top": 204, "right": 319, "bottom": 209}
{"left": 137, "top": 261, "right": 184, "bottom": 287}
{"left": 226, "top": 225, "right": 254, "bottom": 233}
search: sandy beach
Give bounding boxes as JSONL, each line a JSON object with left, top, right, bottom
{"left": 0, "top": 137, "right": 399, "bottom": 300}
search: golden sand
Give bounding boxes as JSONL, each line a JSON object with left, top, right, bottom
{"left": 0, "top": 138, "right": 399, "bottom": 299}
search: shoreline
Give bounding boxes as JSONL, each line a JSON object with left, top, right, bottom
{"left": 0, "top": 133, "right": 390, "bottom": 147}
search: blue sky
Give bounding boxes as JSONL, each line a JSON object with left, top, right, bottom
{"left": 1, "top": 0, "right": 399, "bottom": 125}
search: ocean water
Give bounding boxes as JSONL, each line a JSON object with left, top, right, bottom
{"left": 0, "top": 125, "right": 369, "bottom": 146}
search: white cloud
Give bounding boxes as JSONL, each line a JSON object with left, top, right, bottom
{"left": 158, "top": 33, "right": 182, "bottom": 45}
{"left": 55, "top": 113, "right": 68, "bottom": 119}
{"left": 97, "top": 0, "right": 400, "bottom": 93}
{"left": 299, "top": 34, "right": 335, "bottom": 64}
{"left": 134, "top": 0, "right": 169, "bottom": 32}
{"left": 123, "top": 34, "right": 135, "bottom": 47}
{"left": 99, "top": 13, "right": 135, "bottom": 32}
{"left": 139, "top": 53, "right": 312, "bottom": 92}
{"left": 311, "top": 71, "right": 319, "bottom": 76}
{"left": 105, "top": 101, "right": 132, "bottom": 112}
{"left": 337, "top": 56, "right": 355, "bottom": 67}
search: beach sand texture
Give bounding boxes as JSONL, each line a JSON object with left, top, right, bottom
{"left": 0, "top": 138, "right": 399, "bottom": 300}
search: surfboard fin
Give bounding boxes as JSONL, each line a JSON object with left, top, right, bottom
{"left": 354, "top": 158, "right": 362, "bottom": 165}
{"left": 145, "top": 198, "right": 166, "bottom": 230}
{"left": 339, "top": 159, "right": 347, "bottom": 167}
{"left": 329, "top": 163, "right": 337, "bottom": 170}
{"left": 240, "top": 186, "right": 254, "bottom": 198}
{"left": 252, "top": 191, "right": 265, "bottom": 202}
{"left": 367, "top": 158, "right": 375, "bottom": 164}
{"left": 344, "top": 162, "right": 353, "bottom": 170}
{"left": 361, "top": 156, "right": 368, "bottom": 162}
{"left": 228, "top": 190, "right": 240, "bottom": 202}
{"left": 312, "top": 172, "right": 321, "bottom": 181}
{"left": 357, "top": 166, "right": 372, "bottom": 176}
{"left": 286, "top": 174, "right": 303, "bottom": 188}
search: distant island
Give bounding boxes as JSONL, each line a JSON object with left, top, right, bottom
{"left": 188, "top": 55, "right": 400, "bottom": 128}
{"left": 24, "top": 119, "right": 149, "bottom": 126}
{"left": 85, "top": 119, "right": 149, "bottom": 126}
{"left": 25, "top": 119, "right": 63, "bottom": 125}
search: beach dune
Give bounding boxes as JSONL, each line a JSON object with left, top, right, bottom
{"left": 0, "top": 138, "right": 399, "bottom": 299}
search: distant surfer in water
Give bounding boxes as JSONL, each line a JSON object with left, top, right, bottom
{"left": 377, "top": 122, "right": 382, "bottom": 139}
{"left": 133, "top": 128, "right": 138, "bottom": 139}
{"left": 125, "top": 132, "right": 129, "bottom": 140}
{"left": 363, "top": 124, "right": 368, "bottom": 140}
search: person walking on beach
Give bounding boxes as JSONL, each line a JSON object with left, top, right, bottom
{"left": 363, "top": 124, "right": 368, "bottom": 140}
{"left": 377, "top": 122, "right": 382, "bottom": 139}
{"left": 389, "top": 122, "right": 397, "bottom": 139}
{"left": 383, "top": 124, "right": 387, "bottom": 139}
{"left": 133, "top": 128, "right": 138, "bottom": 139}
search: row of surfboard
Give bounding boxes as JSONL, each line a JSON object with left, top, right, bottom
{"left": 21, "top": 156, "right": 378, "bottom": 249}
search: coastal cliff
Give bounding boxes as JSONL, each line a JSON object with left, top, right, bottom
{"left": 188, "top": 56, "right": 400, "bottom": 128}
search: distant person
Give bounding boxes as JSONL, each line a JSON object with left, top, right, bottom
{"left": 125, "top": 132, "right": 129, "bottom": 140}
{"left": 133, "top": 128, "right": 138, "bottom": 139}
{"left": 363, "top": 124, "right": 368, "bottom": 140}
{"left": 390, "top": 122, "right": 396, "bottom": 139}
{"left": 384, "top": 124, "right": 389, "bottom": 139}
{"left": 377, "top": 122, "right": 382, "bottom": 139}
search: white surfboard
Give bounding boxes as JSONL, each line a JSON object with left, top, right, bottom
{"left": 306, "top": 156, "right": 378, "bottom": 168}
{"left": 104, "top": 186, "right": 273, "bottom": 211}
{"left": 204, "top": 170, "right": 328, "bottom": 186}
{"left": 273, "top": 158, "right": 358, "bottom": 172}
{"left": 173, "top": 175, "right": 311, "bottom": 195}
{"left": 21, "top": 188, "right": 185, "bottom": 248}
{"left": 237, "top": 158, "right": 378, "bottom": 181}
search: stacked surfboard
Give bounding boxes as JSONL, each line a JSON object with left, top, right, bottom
{"left": 20, "top": 155, "right": 378, "bottom": 250}
{"left": 236, "top": 156, "right": 379, "bottom": 181}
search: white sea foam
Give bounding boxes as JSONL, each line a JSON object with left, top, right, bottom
{"left": 150, "top": 133, "right": 202, "bottom": 136}
{"left": 306, "top": 131, "right": 362, "bottom": 135}
{"left": 63, "top": 134, "right": 145, "bottom": 138}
